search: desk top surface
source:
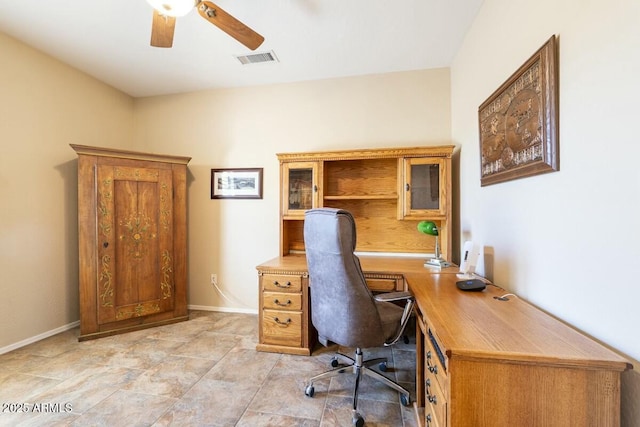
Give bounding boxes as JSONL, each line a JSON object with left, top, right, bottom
{"left": 405, "top": 271, "right": 630, "bottom": 370}
{"left": 257, "top": 253, "right": 452, "bottom": 275}
{"left": 257, "top": 255, "right": 631, "bottom": 371}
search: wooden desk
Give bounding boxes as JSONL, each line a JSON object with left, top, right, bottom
{"left": 256, "top": 255, "right": 632, "bottom": 426}
{"left": 407, "top": 272, "right": 631, "bottom": 427}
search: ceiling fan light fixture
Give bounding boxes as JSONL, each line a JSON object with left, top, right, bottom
{"left": 146, "top": 0, "right": 197, "bottom": 17}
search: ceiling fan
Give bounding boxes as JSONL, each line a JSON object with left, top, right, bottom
{"left": 146, "top": 0, "right": 264, "bottom": 50}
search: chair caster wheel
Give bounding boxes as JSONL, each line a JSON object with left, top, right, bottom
{"left": 403, "top": 335, "right": 410, "bottom": 344}
{"left": 401, "top": 393, "right": 411, "bottom": 406}
{"left": 304, "top": 385, "right": 315, "bottom": 397}
{"left": 330, "top": 357, "right": 339, "bottom": 368}
{"left": 352, "top": 412, "right": 364, "bottom": 427}
{"left": 378, "top": 361, "right": 387, "bottom": 372}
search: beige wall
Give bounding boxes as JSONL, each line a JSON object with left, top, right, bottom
{"left": 1, "top": 30, "right": 449, "bottom": 350}
{"left": 0, "top": 33, "right": 134, "bottom": 349}
{"left": 451, "top": 0, "right": 640, "bottom": 423}
{"left": 132, "top": 69, "right": 451, "bottom": 312}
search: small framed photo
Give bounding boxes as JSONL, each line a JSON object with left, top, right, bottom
{"left": 211, "top": 168, "right": 263, "bottom": 199}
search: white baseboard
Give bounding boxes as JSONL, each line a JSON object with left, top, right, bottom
{"left": 188, "top": 304, "right": 258, "bottom": 315}
{"left": 0, "top": 320, "right": 80, "bottom": 355}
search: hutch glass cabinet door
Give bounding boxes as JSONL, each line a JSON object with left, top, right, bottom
{"left": 401, "top": 158, "right": 448, "bottom": 218}
{"left": 282, "top": 162, "right": 319, "bottom": 217}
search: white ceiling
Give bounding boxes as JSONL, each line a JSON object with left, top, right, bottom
{"left": 0, "top": 0, "right": 483, "bottom": 98}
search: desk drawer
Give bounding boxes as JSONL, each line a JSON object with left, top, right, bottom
{"left": 425, "top": 373, "right": 446, "bottom": 427}
{"left": 364, "top": 272, "right": 404, "bottom": 292}
{"left": 262, "top": 274, "right": 303, "bottom": 293}
{"left": 263, "top": 292, "right": 302, "bottom": 311}
{"left": 425, "top": 327, "right": 448, "bottom": 426}
{"left": 262, "top": 309, "right": 303, "bottom": 347}
{"left": 366, "top": 278, "right": 399, "bottom": 292}
{"left": 425, "top": 409, "right": 440, "bottom": 427}
{"left": 426, "top": 328, "right": 447, "bottom": 391}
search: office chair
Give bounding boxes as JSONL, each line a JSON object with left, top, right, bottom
{"left": 302, "top": 208, "right": 414, "bottom": 427}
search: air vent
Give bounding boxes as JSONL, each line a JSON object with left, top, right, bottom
{"left": 235, "top": 50, "right": 279, "bottom": 65}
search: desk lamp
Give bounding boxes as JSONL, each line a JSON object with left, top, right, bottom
{"left": 417, "top": 221, "right": 451, "bottom": 269}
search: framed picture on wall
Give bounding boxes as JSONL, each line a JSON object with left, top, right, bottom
{"left": 211, "top": 168, "right": 263, "bottom": 199}
{"left": 478, "top": 35, "right": 559, "bottom": 186}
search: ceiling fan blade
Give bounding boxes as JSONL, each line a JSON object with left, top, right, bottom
{"left": 197, "top": 1, "right": 264, "bottom": 50}
{"left": 150, "top": 10, "right": 176, "bottom": 48}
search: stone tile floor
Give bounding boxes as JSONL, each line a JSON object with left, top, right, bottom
{"left": 0, "top": 311, "right": 418, "bottom": 426}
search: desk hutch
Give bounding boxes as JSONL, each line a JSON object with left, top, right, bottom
{"left": 257, "top": 145, "right": 454, "bottom": 355}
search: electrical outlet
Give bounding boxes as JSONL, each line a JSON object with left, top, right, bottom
{"left": 210, "top": 274, "right": 217, "bottom": 286}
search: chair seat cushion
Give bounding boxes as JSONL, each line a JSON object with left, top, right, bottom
{"left": 376, "top": 300, "right": 405, "bottom": 342}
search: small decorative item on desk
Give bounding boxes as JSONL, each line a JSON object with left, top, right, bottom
{"left": 417, "top": 221, "right": 452, "bottom": 269}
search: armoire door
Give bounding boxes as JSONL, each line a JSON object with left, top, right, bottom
{"left": 96, "top": 164, "right": 175, "bottom": 324}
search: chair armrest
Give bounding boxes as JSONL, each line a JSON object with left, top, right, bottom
{"left": 376, "top": 291, "right": 415, "bottom": 346}
{"left": 374, "top": 291, "right": 413, "bottom": 302}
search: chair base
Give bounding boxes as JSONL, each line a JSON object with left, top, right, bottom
{"left": 304, "top": 347, "right": 411, "bottom": 426}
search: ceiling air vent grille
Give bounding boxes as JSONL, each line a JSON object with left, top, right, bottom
{"left": 235, "top": 50, "right": 279, "bottom": 65}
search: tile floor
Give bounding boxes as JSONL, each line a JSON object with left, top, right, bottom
{"left": 0, "top": 311, "right": 418, "bottom": 427}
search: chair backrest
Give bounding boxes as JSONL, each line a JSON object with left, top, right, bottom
{"left": 304, "top": 208, "right": 385, "bottom": 348}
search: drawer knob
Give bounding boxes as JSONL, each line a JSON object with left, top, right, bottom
{"left": 274, "top": 299, "right": 292, "bottom": 307}
{"left": 426, "top": 414, "right": 432, "bottom": 427}
{"left": 273, "top": 317, "right": 292, "bottom": 326}
{"left": 428, "top": 394, "right": 437, "bottom": 405}
{"left": 425, "top": 378, "right": 431, "bottom": 395}
{"left": 273, "top": 280, "right": 292, "bottom": 288}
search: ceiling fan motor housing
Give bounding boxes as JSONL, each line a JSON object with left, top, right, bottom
{"left": 147, "top": 0, "right": 197, "bottom": 17}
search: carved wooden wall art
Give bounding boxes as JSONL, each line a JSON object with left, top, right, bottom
{"left": 478, "top": 35, "right": 559, "bottom": 186}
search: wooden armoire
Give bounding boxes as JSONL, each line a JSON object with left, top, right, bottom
{"left": 71, "top": 145, "right": 191, "bottom": 341}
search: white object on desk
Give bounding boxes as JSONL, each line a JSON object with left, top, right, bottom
{"left": 459, "top": 241, "right": 479, "bottom": 277}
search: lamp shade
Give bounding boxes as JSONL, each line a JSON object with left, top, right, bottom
{"left": 417, "top": 221, "right": 438, "bottom": 236}
{"left": 146, "top": 0, "right": 197, "bottom": 17}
